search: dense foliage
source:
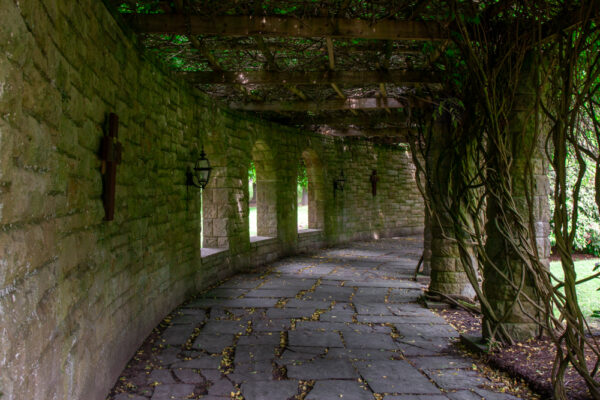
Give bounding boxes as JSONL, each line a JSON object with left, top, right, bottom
{"left": 549, "top": 158, "right": 600, "bottom": 256}
{"left": 248, "top": 162, "right": 256, "bottom": 200}
{"left": 407, "top": 3, "right": 600, "bottom": 399}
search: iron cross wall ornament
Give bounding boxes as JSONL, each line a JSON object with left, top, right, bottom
{"left": 370, "top": 169, "right": 379, "bottom": 197}
{"left": 100, "top": 113, "right": 122, "bottom": 221}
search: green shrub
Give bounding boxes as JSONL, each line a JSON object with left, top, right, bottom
{"left": 548, "top": 155, "right": 600, "bottom": 256}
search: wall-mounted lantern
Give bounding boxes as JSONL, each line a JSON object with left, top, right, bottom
{"left": 187, "top": 147, "right": 212, "bottom": 189}
{"left": 333, "top": 169, "right": 345, "bottom": 197}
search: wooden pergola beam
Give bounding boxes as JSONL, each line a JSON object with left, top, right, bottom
{"left": 182, "top": 70, "right": 439, "bottom": 85}
{"left": 294, "top": 112, "right": 409, "bottom": 127}
{"left": 181, "top": 40, "right": 423, "bottom": 53}
{"left": 128, "top": 15, "right": 447, "bottom": 41}
{"left": 322, "top": 127, "right": 414, "bottom": 140}
{"left": 540, "top": 0, "right": 600, "bottom": 42}
{"left": 229, "top": 97, "right": 411, "bottom": 112}
{"left": 324, "top": 36, "right": 358, "bottom": 115}
{"left": 253, "top": 35, "right": 308, "bottom": 100}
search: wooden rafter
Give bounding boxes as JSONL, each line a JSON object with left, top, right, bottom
{"left": 322, "top": 127, "right": 414, "bottom": 140}
{"left": 378, "top": 40, "right": 393, "bottom": 114}
{"left": 229, "top": 97, "right": 412, "bottom": 112}
{"left": 128, "top": 15, "right": 447, "bottom": 40}
{"left": 295, "top": 113, "right": 408, "bottom": 128}
{"left": 181, "top": 70, "right": 439, "bottom": 85}
{"left": 325, "top": 37, "right": 345, "bottom": 98}
{"left": 254, "top": 36, "right": 307, "bottom": 100}
{"left": 324, "top": 36, "right": 358, "bottom": 115}
{"left": 187, "top": 35, "right": 263, "bottom": 101}
{"left": 185, "top": 40, "right": 423, "bottom": 53}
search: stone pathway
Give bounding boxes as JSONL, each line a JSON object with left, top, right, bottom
{"left": 109, "top": 237, "right": 521, "bottom": 400}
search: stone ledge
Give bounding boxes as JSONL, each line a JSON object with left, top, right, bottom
{"left": 201, "top": 247, "right": 229, "bottom": 258}
{"left": 250, "top": 235, "right": 275, "bottom": 243}
{"left": 298, "top": 228, "right": 323, "bottom": 237}
{"left": 250, "top": 236, "right": 277, "bottom": 249}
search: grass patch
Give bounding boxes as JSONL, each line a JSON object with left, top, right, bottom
{"left": 550, "top": 259, "right": 600, "bottom": 320}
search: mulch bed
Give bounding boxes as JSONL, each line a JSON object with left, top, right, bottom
{"left": 549, "top": 250, "right": 600, "bottom": 262}
{"left": 440, "top": 309, "right": 600, "bottom": 400}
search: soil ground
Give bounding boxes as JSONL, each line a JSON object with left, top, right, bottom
{"left": 440, "top": 309, "right": 600, "bottom": 400}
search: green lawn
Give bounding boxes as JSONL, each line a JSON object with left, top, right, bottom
{"left": 249, "top": 205, "right": 308, "bottom": 237}
{"left": 550, "top": 259, "right": 600, "bottom": 321}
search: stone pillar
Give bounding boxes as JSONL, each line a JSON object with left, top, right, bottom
{"left": 426, "top": 122, "right": 474, "bottom": 298}
{"left": 483, "top": 54, "right": 550, "bottom": 341}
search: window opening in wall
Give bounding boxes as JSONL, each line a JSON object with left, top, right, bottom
{"left": 248, "top": 161, "right": 257, "bottom": 237}
{"left": 250, "top": 141, "right": 278, "bottom": 239}
{"left": 299, "top": 149, "right": 325, "bottom": 232}
{"left": 297, "top": 160, "right": 309, "bottom": 230}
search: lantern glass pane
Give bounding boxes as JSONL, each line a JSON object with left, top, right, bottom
{"left": 197, "top": 159, "right": 210, "bottom": 169}
{"left": 199, "top": 169, "right": 210, "bottom": 182}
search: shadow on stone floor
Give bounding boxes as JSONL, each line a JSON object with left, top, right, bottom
{"left": 108, "top": 237, "right": 521, "bottom": 400}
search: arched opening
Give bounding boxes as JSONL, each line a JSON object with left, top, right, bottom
{"left": 250, "top": 141, "right": 277, "bottom": 238}
{"left": 299, "top": 149, "right": 324, "bottom": 231}
{"left": 248, "top": 161, "right": 257, "bottom": 236}
{"left": 297, "top": 160, "right": 309, "bottom": 230}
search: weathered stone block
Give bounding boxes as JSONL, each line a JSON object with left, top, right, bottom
{"left": 431, "top": 238, "right": 460, "bottom": 258}
{"left": 430, "top": 256, "right": 458, "bottom": 272}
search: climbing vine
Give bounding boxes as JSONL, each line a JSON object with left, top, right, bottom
{"left": 409, "top": 2, "right": 600, "bottom": 399}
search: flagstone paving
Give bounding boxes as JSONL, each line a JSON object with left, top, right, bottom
{"left": 108, "top": 237, "right": 521, "bottom": 400}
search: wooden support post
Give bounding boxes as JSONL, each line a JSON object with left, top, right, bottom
{"left": 379, "top": 41, "right": 392, "bottom": 114}
{"left": 325, "top": 36, "right": 358, "bottom": 115}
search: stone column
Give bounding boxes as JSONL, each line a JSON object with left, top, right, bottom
{"left": 426, "top": 122, "right": 475, "bottom": 298}
{"left": 483, "top": 54, "right": 550, "bottom": 341}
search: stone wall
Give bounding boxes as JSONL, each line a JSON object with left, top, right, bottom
{"left": 0, "top": 1, "right": 424, "bottom": 399}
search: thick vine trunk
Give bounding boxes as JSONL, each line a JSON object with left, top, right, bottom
{"left": 482, "top": 54, "right": 550, "bottom": 341}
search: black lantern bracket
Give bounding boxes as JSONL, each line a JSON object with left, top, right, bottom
{"left": 187, "top": 147, "right": 212, "bottom": 190}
